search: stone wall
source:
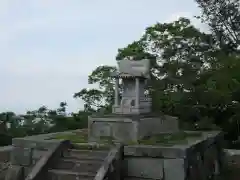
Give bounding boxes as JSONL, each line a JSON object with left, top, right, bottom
{"left": 137, "top": 115, "right": 179, "bottom": 139}
{"left": 0, "top": 146, "right": 12, "bottom": 163}
{"left": 88, "top": 117, "right": 138, "bottom": 142}
{"left": 123, "top": 131, "right": 223, "bottom": 180}
{"left": 88, "top": 115, "right": 179, "bottom": 143}
{"left": 0, "top": 146, "right": 12, "bottom": 180}
{"left": 1, "top": 130, "right": 226, "bottom": 180}
{"left": 8, "top": 130, "right": 79, "bottom": 177}
{"left": 11, "top": 139, "right": 60, "bottom": 176}
{"left": 222, "top": 149, "right": 240, "bottom": 179}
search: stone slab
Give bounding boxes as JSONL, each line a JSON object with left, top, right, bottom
{"left": 24, "top": 167, "right": 32, "bottom": 177}
{"left": 0, "top": 146, "right": 12, "bottom": 162}
{"left": 90, "top": 112, "right": 165, "bottom": 119}
{"left": 163, "top": 159, "right": 185, "bottom": 180}
{"left": 122, "top": 131, "right": 223, "bottom": 180}
{"left": 123, "top": 157, "right": 164, "bottom": 179}
{"left": 88, "top": 115, "right": 179, "bottom": 143}
{"left": 32, "top": 149, "right": 48, "bottom": 160}
{"left": 12, "top": 139, "right": 59, "bottom": 149}
{"left": 4, "top": 165, "right": 24, "bottom": 180}
{"left": 88, "top": 118, "right": 137, "bottom": 142}
{"left": 47, "top": 169, "right": 95, "bottom": 180}
{"left": 11, "top": 147, "right": 32, "bottom": 166}
{"left": 137, "top": 116, "right": 179, "bottom": 139}
{"left": 53, "top": 159, "right": 102, "bottom": 172}
{"left": 124, "top": 145, "right": 187, "bottom": 159}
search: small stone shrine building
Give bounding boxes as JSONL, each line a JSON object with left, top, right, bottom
{"left": 88, "top": 59, "right": 179, "bottom": 142}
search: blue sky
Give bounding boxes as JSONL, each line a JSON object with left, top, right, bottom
{"left": 0, "top": 0, "right": 203, "bottom": 114}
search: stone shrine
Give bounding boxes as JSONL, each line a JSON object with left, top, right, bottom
{"left": 112, "top": 59, "right": 151, "bottom": 114}
{"left": 88, "top": 59, "right": 179, "bottom": 142}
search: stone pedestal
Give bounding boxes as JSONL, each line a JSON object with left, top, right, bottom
{"left": 88, "top": 114, "right": 179, "bottom": 142}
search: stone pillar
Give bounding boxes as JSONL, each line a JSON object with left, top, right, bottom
{"left": 114, "top": 78, "right": 119, "bottom": 106}
{"left": 135, "top": 78, "right": 139, "bottom": 108}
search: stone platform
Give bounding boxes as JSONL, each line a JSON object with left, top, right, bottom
{"left": 88, "top": 113, "right": 179, "bottom": 142}
{"left": 1, "top": 129, "right": 227, "bottom": 180}
{"left": 123, "top": 131, "right": 224, "bottom": 180}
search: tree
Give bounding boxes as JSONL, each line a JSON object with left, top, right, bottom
{"left": 117, "top": 18, "right": 217, "bottom": 115}
{"left": 195, "top": 0, "right": 240, "bottom": 53}
{"left": 116, "top": 16, "right": 240, "bottom": 134}
{"left": 74, "top": 66, "right": 117, "bottom": 113}
{"left": 77, "top": 14, "right": 240, "bottom": 142}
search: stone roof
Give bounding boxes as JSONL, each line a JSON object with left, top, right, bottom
{"left": 111, "top": 59, "right": 151, "bottom": 79}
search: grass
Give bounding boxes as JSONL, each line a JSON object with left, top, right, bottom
{"left": 52, "top": 131, "right": 203, "bottom": 147}
{"left": 72, "top": 143, "right": 112, "bottom": 150}
{"left": 133, "top": 131, "right": 203, "bottom": 146}
{"left": 53, "top": 133, "right": 88, "bottom": 143}
{"left": 52, "top": 132, "right": 115, "bottom": 150}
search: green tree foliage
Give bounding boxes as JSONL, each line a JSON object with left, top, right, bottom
{"left": 75, "top": 0, "right": 240, "bottom": 143}
{"left": 1, "top": 0, "right": 240, "bottom": 147}
{"left": 0, "top": 102, "right": 89, "bottom": 145}
{"left": 195, "top": 0, "right": 240, "bottom": 52}
{"left": 74, "top": 66, "right": 117, "bottom": 113}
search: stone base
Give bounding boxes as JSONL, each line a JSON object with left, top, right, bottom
{"left": 112, "top": 105, "right": 151, "bottom": 115}
{"left": 88, "top": 113, "right": 179, "bottom": 142}
{"left": 123, "top": 131, "right": 224, "bottom": 180}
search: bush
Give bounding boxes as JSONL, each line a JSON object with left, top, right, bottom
{"left": 0, "top": 133, "right": 12, "bottom": 146}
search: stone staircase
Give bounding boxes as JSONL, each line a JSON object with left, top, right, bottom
{"left": 7, "top": 139, "right": 122, "bottom": 180}
{"left": 46, "top": 147, "right": 109, "bottom": 180}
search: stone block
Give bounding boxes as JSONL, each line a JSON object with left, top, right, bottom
{"left": 122, "top": 131, "right": 223, "bottom": 180}
{"left": 24, "top": 167, "right": 32, "bottom": 177}
{"left": 88, "top": 117, "right": 137, "bottom": 142}
{"left": 123, "top": 157, "right": 164, "bottom": 179}
{"left": 5, "top": 165, "right": 24, "bottom": 180}
{"left": 32, "top": 149, "right": 48, "bottom": 161}
{"left": 12, "top": 138, "right": 58, "bottom": 150}
{"left": 124, "top": 145, "right": 187, "bottom": 158}
{"left": 53, "top": 159, "right": 102, "bottom": 173}
{"left": 163, "top": 159, "right": 185, "bottom": 180}
{"left": 88, "top": 114, "right": 179, "bottom": 143}
{"left": 11, "top": 147, "right": 32, "bottom": 166}
{"left": 47, "top": 169, "right": 95, "bottom": 180}
{"left": 137, "top": 116, "right": 179, "bottom": 139}
{"left": 0, "top": 146, "right": 12, "bottom": 162}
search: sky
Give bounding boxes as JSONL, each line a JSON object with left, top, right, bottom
{"left": 0, "top": 0, "right": 204, "bottom": 114}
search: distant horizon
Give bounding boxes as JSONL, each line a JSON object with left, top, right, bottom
{"left": 0, "top": 0, "right": 204, "bottom": 114}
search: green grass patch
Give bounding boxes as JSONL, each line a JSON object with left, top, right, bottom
{"left": 53, "top": 133, "right": 88, "bottom": 143}
{"left": 52, "top": 132, "right": 115, "bottom": 145}
{"left": 131, "top": 131, "right": 202, "bottom": 146}
{"left": 73, "top": 143, "right": 112, "bottom": 150}
{"left": 52, "top": 131, "right": 203, "bottom": 147}
{"left": 53, "top": 133, "right": 113, "bottom": 150}
{"left": 99, "top": 136, "right": 115, "bottom": 143}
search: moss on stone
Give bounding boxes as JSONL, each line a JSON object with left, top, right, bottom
{"left": 73, "top": 143, "right": 112, "bottom": 150}
{"left": 127, "top": 131, "right": 202, "bottom": 146}
{"left": 53, "top": 133, "right": 88, "bottom": 143}
{"left": 52, "top": 132, "right": 115, "bottom": 146}
{"left": 99, "top": 136, "right": 115, "bottom": 144}
{"left": 52, "top": 131, "right": 202, "bottom": 146}
{"left": 140, "top": 131, "right": 202, "bottom": 145}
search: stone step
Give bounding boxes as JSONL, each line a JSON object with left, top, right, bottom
{"left": 53, "top": 158, "right": 102, "bottom": 173}
{"left": 63, "top": 149, "right": 108, "bottom": 160}
{"left": 47, "top": 169, "right": 95, "bottom": 180}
